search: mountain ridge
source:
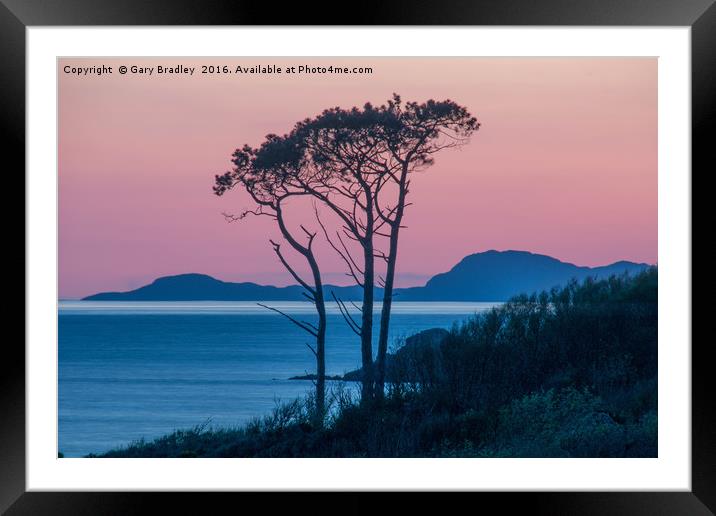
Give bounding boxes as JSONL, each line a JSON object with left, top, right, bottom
{"left": 82, "top": 250, "right": 652, "bottom": 302}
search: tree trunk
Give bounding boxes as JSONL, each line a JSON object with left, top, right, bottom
{"left": 360, "top": 207, "right": 375, "bottom": 404}
{"left": 276, "top": 205, "right": 327, "bottom": 427}
{"left": 375, "top": 226, "right": 399, "bottom": 398}
{"left": 312, "top": 262, "right": 327, "bottom": 427}
{"left": 375, "top": 166, "right": 409, "bottom": 398}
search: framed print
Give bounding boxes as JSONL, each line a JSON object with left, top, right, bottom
{"left": 3, "top": 0, "right": 714, "bottom": 513}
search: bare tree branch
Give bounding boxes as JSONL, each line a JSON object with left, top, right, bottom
{"left": 256, "top": 303, "right": 318, "bottom": 338}
{"left": 315, "top": 207, "right": 365, "bottom": 288}
{"left": 304, "top": 341, "right": 318, "bottom": 357}
{"left": 331, "top": 291, "right": 362, "bottom": 336}
{"left": 269, "top": 239, "right": 315, "bottom": 296}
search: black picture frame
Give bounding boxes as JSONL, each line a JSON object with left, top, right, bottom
{"left": 2, "top": 1, "right": 713, "bottom": 513}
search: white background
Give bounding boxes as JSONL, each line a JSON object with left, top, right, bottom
{"left": 26, "top": 27, "right": 691, "bottom": 491}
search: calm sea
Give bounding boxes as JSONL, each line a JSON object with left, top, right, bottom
{"left": 58, "top": 301, "right": 498, "bottom": 457}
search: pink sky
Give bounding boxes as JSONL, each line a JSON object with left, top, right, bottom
{"left": 59, "top": 57, "right": 657, "bottom": 299}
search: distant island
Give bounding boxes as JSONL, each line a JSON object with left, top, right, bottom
{"left": 82, "top": 250, "right": 650, "bottom": 302}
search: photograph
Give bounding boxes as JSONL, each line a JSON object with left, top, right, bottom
{"left": 58, "top": 56, "right": 658, "bottom": 459}
{"left": 5, "top": 3, "right": 711, "bottom": 509}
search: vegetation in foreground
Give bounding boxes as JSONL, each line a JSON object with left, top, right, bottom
{"left": 90, "top": 269, "right": 657, "bottom": 458}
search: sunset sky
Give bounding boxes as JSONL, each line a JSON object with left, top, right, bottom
{"left": 59, "top": 57, "right": 657, "bottom": 299}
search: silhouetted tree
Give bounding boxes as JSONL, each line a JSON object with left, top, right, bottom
{"left": 215, "top": 95, "right": 478, "bottom": 405}
{"left": 365, "top": 95, "right": 479, "bottom": 397}
{"left": 291, "top": 105, "right": 395, "bottom": 403}
{"left": 230, "top": 108, "right": 396, "bottom": 402}
{"left": 213, "top": 135, "right": 328, "bottom": 426}
{"left": 286, "top": 95, "right": 478, "bottom": 400}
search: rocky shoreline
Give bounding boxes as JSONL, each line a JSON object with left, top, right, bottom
{"left": 288, "top": 327, "right": 450, "bottom": 382}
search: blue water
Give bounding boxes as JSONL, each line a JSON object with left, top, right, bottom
{"left": 58, "top": 301, "right": 498, "bottom": 457}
